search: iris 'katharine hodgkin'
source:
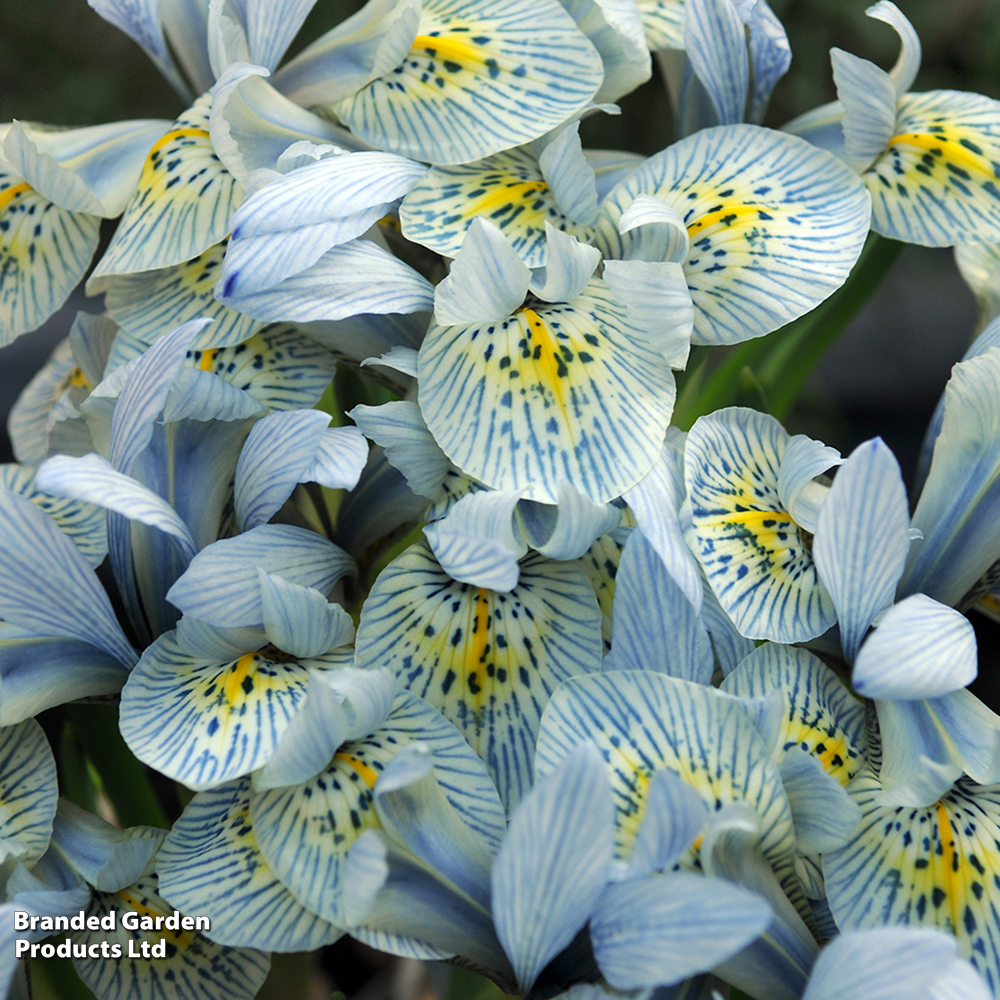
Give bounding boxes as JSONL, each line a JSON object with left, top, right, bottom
{"left": 2, "top": 0, "right": 1000, "bottom": 998}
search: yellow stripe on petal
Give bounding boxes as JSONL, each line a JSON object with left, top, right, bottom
{"left": 865, "top": 90, "right": 1000, "bottom": 246}
{"left": 418, "top": 277, "right": 675, "bottom": 504}
{"left": 354, "top": 539, "right": 603, "bottom": 810}
{"left": 685, "top": 409, "right": 835, "bottom": 643}
{"left": 400, "top": 148, "right": 591, "bottom": 266}
{"left": 0, "top": 169, "right": 99, "bottom": 347}
{"left": 332, "top": 0, "right": 604, "bottom": 164}
{"left": 825, "top": 772, "right": 1000, "bottom": 994}
{"left": 92, "top": 94, "right": 243, "bottom": 277}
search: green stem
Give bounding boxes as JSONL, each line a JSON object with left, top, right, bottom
{"left": 64, "top": 704, "right": 169, "bottom": 829}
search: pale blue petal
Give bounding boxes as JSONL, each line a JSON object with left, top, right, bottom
{"left": 360, "top": 345, "right": 420, "bottom": 379}
{"left": 831, "top": 49, "right": 897, "bottom": 169}
{"left": 158, "top": 777, "right": 342, "bottom": 951}
{"left": 424, "top": 490, "right": 526, "bottom": 592}
{"left": 258, "top": 570, "right": 355, "bottom": 659}
{"left": 683, "top": 0, "right": 748, "bottom": 126}
{"left": 350, "top": 401, "right": 450, "bottom": 500}
{"left": 622, "top": 441, "right": 703, "bottom": 612}
{"left": 954, "top": 249, "right": 1000, "bottom": 334}
{"left": 803, "top": 928, "right": 986, "bottom": 1000}
{"left": 434, "top": 219, "right": 531, "bottom": 326}
{"left": 163, "top": 367, "right": 266, "bottom": 422}
{"left": 219, "top": 237, "right": 435, "bottom": 323}
{"left": 616, "top": 194, "right": 690, "bottom": 263}
{"left": 241, "top": 0, "right": 317, "bottom": 71}
{"left": 107, "top": 317, "right": 213, "bottom": 474}
{"left": 6, "top": 339, "right": 77, "bottom": 465}
{"left": 782, "top": 99, "right": 848, "bottom": 160}
{"left": 87, "top": 0, "right": 190, "bottom": 97}
{"left": 272, "top": 0, "right": 422, "bottom": 107}
{"left": 252, "top": 670, "right": 351, "bottom": 791}
{"left": 610, "top": 528, "right": 713, "bottom": 684}
{"left": 519, "top": 478, "right": 621, "bottom": 561}
{"left": 925, "top": 687, "right": 1000, "bottom": 786}
{"left": 591, "top": 871, "right": 772, "bottom": 990}
{"left": 602, "top": 259, "right": 693, "bottom": 368}
{"left": 51, "top": 801, "right": 162, "bottom": 893}
{"left": 0, "top": 489, "right": 136, "bottom": 666}
{"left": 234, "top": 409, "right": 332, "bottom": 530}
{"left": 813, "top": 437, "right": 910, "bottom": 661}
{"left": 36, "top": 453, "right": 199, "bottom": 562}
{"left": 538, "top": 122, "right": 600, "bottom": 226}
{"left": 625, "top": 768, "right": 707, "bottom": 879}
{"left": 327, "top": 667, "right": 398, "bottom": 742}
{"left": 529, "top": 224, "right": 602, "bottom": 304}
{"left": 745, "top": 0, "right": 791, "bottom": 126}
{"left": 166, "top": 524, "right": 355, "bottom": 626}
{"left": 903, "top": 349, "right": 1000, "bottom": 608}
{"left": 0, "top": 719, "right": 57, "bottom": 868}
{"left": 777, "top": 748, "right": 861, "bottom": 855}
{"left": 596, "top": 125, "right": 871, "bottom": 346}
{"left": 492, "top": 743, "right": 614, "bottom": 993}
{"left": 853, "top": 594, "right": 977, "bottom": 700}
{"left": 355, "top": 540, "right": 602, "bottom": 811}
{"left": 303, "top": 427, "right": 369, "bottom": 490}
{"left": 175, "top": 616, "right": 268, "bottom": 660}
{"left": 868, "top": 1, "right": 921, "bottom": 97}
{"left": 776, "top": 434, "right": 841, "bottom": 534}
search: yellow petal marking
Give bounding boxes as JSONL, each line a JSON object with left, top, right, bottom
{"left": 68, "top": 366, "right": 91, "bottom": 390}
{"left": 223, "top": 653, "right": 259, "bottom": 707}
{"left": 470, "top": 179, "right": 550, "bottom": 216}
{"left": 0, "top": 182, "right": 31, "bottom": 214}
{"left": 332, "top": 752, "right": 381, "bottom": 790}
{"left": 517, "top": 307, "right": 569, "bottom": 417}
{"left": 884, "top": 132, "right": 995, "bottom": 182}
{"left": 116, "top": 889, "right": 198, "bottom": 951}
{"left": 687, "top": 203, "right": 771, "bottom": 236}
{"left": 198, "top": 348, "right": 217, "bottom": 372}
{"left": 411, "top": 32, "right": 495, "bottom": 73}
{"left": 138, "top": 128, "right": 212, "bottom": 186}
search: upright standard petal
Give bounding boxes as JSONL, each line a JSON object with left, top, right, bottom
{"left": 596, "top": 125, "right": 871, "bottom": 346}
{"left": 418, "top": 277, "right": 676, "bottom": 504}
{"left": 683, "top": 0, "right": 748, "bottom": 127}
{"left": 354, "top": 539, "right": 602, "bottom": 810}
{"left": 685, "top": 408, "right": 836, "bottom": 643}
{"left": 830, "top": 48, "right": 897, "bottom": 169}
{"left": 491, "top": 743, "right": 614, "bottom": 993}
{"left": 824, "top": 770, "right": 1000, "bottom": 995}
{"left": 326, "top": 0, "right": 605, "bottom": 164}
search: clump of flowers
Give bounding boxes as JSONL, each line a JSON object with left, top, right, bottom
{"left": 2, "top": 0, "right": 1000, "bottom": 998}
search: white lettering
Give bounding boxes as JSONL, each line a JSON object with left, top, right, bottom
{"left": 14, "top": 940, "right": 30, "bottom": 958}
{"left": 13, "top": 913, "right": 28, "bottom": 931}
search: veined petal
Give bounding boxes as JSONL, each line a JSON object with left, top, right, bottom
{"left": 92, "top": 93, "right": 243, "bottom": 277}
{"left": 119, "top": 630, "right": 352, "bottom": 788}
{"left": 637, "top": 0, "right": 685, "bottom": 50}
{"left": 802, "top": 928, "right": 988, "bottom": 1000}
{"left": 250, "top": 689, "right": 506, "bottom": 927}
{"left": 868, "top": 1, "right": 922, "bottom": 97}
{"left": 602, "top": 259, "right": 693, "bottom": 368}
{"left": 596, "top": 124, "right": 871, "bottom": 346}
{"left": 418, "top": 276, "right": 676, "bottom": 504}
{"left": 354, "top": 539, "right": 602, "bottom": 810}
{"left": 745, "top": 0, "right": 791, "bottom": 126}
{"left": 777, "top": 748, "right": 861, "bottom": 855}
{"left": 350, "top": 400, "right": 450, "bottom": 500}
{"left": 616, "top": 194, "right": 690, "bottom": 263}
{"left": 0, "top": 489, "right": 136, "bottom": 666}
{"left": 36, "top": 453, "right": 199, "bottom": 562}
{"left": 7, "top": 338, "right": 79, "bottom": 464}
{"left": 433, "top": 218, "right": 531, "bottom": 325}
{"left": 218, "top": 237, "right": 435, "bottom": 323}
{"left": 812, "top": 437, "right": 910, "bottom": 661}
{"left": 853, "top": 594, "right": 977, "bottom": 700}
{"left": 824, "top": 770, "right": 1000, "bottom": 995}
{"left": 492, "top": 743, "right": 614, "bottom": 993}
{"left": 538, "top": 122, "right": 600, "bottom": 225}
{"left": 609, "top": 527, "right": 713, "bottom": 684}
{"left": 72, "top": 872, "right": 271, "bottom": 1000}
{"left": 535, "top": 670, "right": 805, "bottom": 917}
{"left": 0, "top": 719, "right": 57, "bottom": 869}
{"left": 529, "top": 223, "right": 601, "bottom": 304}
{"left": 518, "top": 477, "right": 622, "bottom": 561}
{"left": 0, "top": 165, "right": 100, "bottom": 347}
{"left": 591, "top": 871, "right": 773, "bottom": 991}
{"left": 399, "top": 146, "right": 593, "bottom": 268}
{"left": 234, "top": 409, "right": 332, "bottom": 530}
{"left": 0, "top": 463, "right": 107, "bottom": 567}
{"left": 625, "top": 767, "right": 707, "bottom": 878}
{"left": 158, "top": 777, "right": 341, "bottom": 951}
{"left": 328, "top": 0, "right": 605, "bottom": 165}
{"left": 208, "top": 0, "right": 252, "bottom": 77}
{"left": 258, "top": 572, "right": 355, "bottom": 661}
{"left": 424, "top": 489, "right": 527, "bottom": 591}
{"left": 685, "top": 408, "right": 836, "bottom": 643}
{"left": 721, "top": 643, "right": 866, "bottom": 787}
{"left": 166, "top": 524, "right": 355, "bottom": 627}
{"left": 162, "top": 366, "right": 266, "bottom": 422}
{"left": 576, "top": 527, "right": 629, "bottom": 654}
{"left": 683, "top": 0, "right": 748, "bottom": 127}
{"left": 240, "top": 0, "right": 319, "bottom": 71}
{"left": 903, "top": 349, "right": 1000, "bottom": 608}
{"left": 210, "top": 63, "right": 364, "bottom": 188}
{"left": 91, "top": 240, "right": 262, "bottom": 350}
{"left": 864, "top": 90, "right": 1000, "bottom": 247}
{"left": 700, "top": 575, "right": 756, "bottom": 675}
{"left": 831, "top": 49, "right": 897, "bottom": 169}
{"left": 776, "top": 434, "right": 840, "bottom": 534}
{"left": 955, "top": 243, "right": 1000, "bottom": 326}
